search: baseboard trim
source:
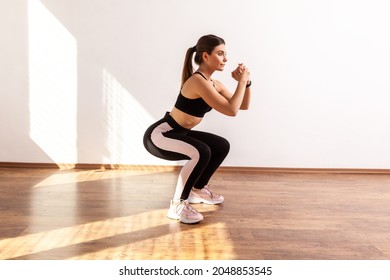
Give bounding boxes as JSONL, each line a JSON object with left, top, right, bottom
{"left": 217, "top": 166, "right": 390, "bottom": 174}
{"left": 1, "top": 162, "right": 390, "bottom": 174}
{"left": 0, "top": 162, "right": 181, "bottom": 172}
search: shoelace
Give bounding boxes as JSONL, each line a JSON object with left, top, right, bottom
{"left": 181, "top": 200, "right": 200, "bottom": 214}
{"left": 203, "top": 185, "right": 219, "bottom": 198}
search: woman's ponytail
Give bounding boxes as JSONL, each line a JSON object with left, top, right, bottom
{"left": 181, "top": 46, "right": 196, "bottom": 87}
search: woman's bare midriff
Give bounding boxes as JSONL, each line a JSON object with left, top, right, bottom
{"left": 169, "top": 107, "right": 203, "bottom": 129}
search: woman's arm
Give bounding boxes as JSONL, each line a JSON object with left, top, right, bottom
{"left": 214, "top": 79, "right": 251, "bottom": 111}
{"left": 186, "top": 64, "right": 251, "bottom": 116}
{"left": 240, "top": 83, "right": 251, "bottom": 110}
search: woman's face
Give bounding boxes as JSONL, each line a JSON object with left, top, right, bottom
{"left": 206, "top": 44, "right": 227, "bottom": 71}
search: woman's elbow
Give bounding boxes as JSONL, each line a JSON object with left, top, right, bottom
{"left": 227, "top": 108, "right": 239, "bottom": 116}
{"left": 223, "top": 105, "right": 245, "bottom": 116}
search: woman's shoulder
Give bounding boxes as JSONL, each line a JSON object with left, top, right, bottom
{"left": 212, "top": 78, "right": 223, "bottom": 87}
{"left": 183, "top": 73, "right": 210, "bottom": 90}
{"left": 210, "top": 79, "right": 226, "bottom": 93}
{"left": 183, "top": 75, "right": 219, "bottom": 99}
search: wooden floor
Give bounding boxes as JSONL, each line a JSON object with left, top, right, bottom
{"left": 1, "top": 167, "right": 390, "bottom": 260}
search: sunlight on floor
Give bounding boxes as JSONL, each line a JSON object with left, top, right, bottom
{"left": 1, "top": 168, "right": 235, "bottom": 260}
{"left": 28, "top": 0, "right": 78, "bottom": 165}
{"left": 70, "top": 221, "right": 235, "bottom": 260}
{"left": 32, "top": 169, "right": 171, "bottom": 188}
{"left": 0, "top": 208, "right": 234, "bottom": 260}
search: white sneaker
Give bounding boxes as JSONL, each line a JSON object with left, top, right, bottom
{"left": 167, "top": 200, "right": 203, "bottom": 224}
{"left": 188, "top": 185, "right": 224, "bottom": 205}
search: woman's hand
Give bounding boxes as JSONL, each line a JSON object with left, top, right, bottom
{"left": 231, "top": 63, "right": 250, "bottom": 84}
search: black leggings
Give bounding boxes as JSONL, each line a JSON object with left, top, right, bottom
{"left": 143, "top": 112, "right": 230, "bottom": 200}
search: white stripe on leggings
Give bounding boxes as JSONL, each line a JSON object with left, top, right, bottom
{"left": 151, "top": 122, "right": 200, "bottom": 200}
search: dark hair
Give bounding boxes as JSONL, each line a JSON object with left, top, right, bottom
{"left": 181, "top": 34, "right": 225, "bottom": 86}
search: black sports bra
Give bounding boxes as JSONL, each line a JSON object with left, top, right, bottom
{"left": 174, "top": 72, "right": 213, "bottom": 117}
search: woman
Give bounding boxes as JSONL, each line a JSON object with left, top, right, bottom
{"left": 143, "top": 34, "right": 251, "bottom": 224}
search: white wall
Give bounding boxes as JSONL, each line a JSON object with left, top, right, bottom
{"left": 1, "top": 0, "right": 390, "bottom": 168}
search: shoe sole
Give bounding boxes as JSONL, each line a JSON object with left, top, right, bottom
{"left": 180, "top": 217, "right": 203, "bottom": 224}
{"left": 187, "top": 197, "right": 224, "bottom": 205}
{"left": 167, "top": 213, "right": 203, "bottom": 224}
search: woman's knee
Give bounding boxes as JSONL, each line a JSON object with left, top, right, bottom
{"left": 196, "top": 144, "right": 212, "bottom": 163}
{"left": 215, "top": 136, "right": 230, "bottom": 156}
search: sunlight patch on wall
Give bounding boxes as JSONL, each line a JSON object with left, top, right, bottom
{"left": 102, "top": 69, "right": 172, "bottom": 165}
{"left": 28, "top": 0, "right": 77, "bottom": 166}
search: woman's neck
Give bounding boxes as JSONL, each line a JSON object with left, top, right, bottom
{"left": 195, "top": 67, "right": 214, "bottom": 81}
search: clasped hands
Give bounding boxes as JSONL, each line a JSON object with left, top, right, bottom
{"left": 231, "top": 63, "right": 251, "bottom": 84}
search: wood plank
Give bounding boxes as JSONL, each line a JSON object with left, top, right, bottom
{"left": 1, "top": 167, "right": 390, "bottom": 260}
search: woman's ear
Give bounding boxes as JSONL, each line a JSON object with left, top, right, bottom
{"left": 202, "top": 51, "right": 209, "bottom": 62}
